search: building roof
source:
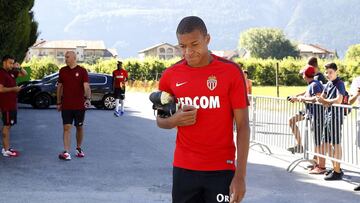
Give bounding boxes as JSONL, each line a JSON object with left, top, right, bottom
{"left": 298, "top": 44, "right": 334, "bottom": 54}
{"left": 211, "top": 50, "right": 239, "bottom": 59}
{"left": 104, "top": 48, "right": 118, "bottom": 57}
{"left": 31, "top": 40, "right": 106, "bottom": 50}
{"left": 138, "top": 42, "right": 178, "bottom": 53}
{"left": 106, "top": 48, "right": 118, "bottom": 57}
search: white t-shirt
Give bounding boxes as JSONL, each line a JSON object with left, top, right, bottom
{"left": 350, "top": 76, "right": 360, "bottom": 104}
{"left": 350, "top": 76, "right": 360, "bottom": 121}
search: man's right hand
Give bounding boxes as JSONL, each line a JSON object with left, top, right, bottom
{"left": 289, "top": 96, "right": 297, "bottom": 103}
{"left": 14, "top": 86, "right": 21, "bottom": 93}
{"left": 172, "top": 105, "right": 197, "bottom": 127}
{"left": 56, "top": 104, "right": 62, "bottom": 112}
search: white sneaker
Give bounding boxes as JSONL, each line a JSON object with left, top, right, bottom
{"left": 2, "top": 148, "right": 19, "bottom": 157}
{"left": 76, "top": 148, "right": 85, "bottom": 158}
{"left": 58, "top": 151, "right": 71, "bottom": 160}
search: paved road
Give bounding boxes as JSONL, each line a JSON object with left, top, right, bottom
{"left": 0, "top": 92, "right": 359, "bottom": 203}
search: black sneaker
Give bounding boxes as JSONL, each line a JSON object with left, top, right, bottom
{"left": 324, "top": 170, "right": 343, "bottom": 181}
{"left": 287, "top": 145, "right": 304, "bottom": 154}
{"left": 354, "top": 184, "right": 360, "bottom": 191}
{"left": 325, "top": 168, "right": 343, "bottom": 176}
{"left": 324, "top": 169, "right": 333, "bottom": 176}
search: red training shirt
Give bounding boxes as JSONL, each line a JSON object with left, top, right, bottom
{"left": 58, "top": 65, "right": 89, "bottom": 110}
{"left": 0, "top": 68, "right": 19, "bottom": 112}
{"left": 112, "top": 69, "right": 128, "bottom": 89}
{"left": 159, "top": 54, "right": 249, "bottom": 171}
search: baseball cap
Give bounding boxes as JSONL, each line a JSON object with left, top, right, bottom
{"left": 299, "top": 65, "right": 315, "bottom": 78}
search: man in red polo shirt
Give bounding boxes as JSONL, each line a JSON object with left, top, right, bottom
{"left": 112, "top": 61, "right": 128, "bottom": 116}
{"left": 156, "top": 16, "right": 250, "bottom": 203}
{"left": 0, "top": 55, "right": 28, "bottom": 157}
{"left": 57, "top": 51, "right": 91, "bottom": 160}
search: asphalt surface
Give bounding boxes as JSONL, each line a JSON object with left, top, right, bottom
{"left": 0, "top": 92, "right": 359, "bottom": 203}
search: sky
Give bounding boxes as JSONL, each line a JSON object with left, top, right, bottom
{"left": 32, "top": 0, "right": 262, "bottom": 58}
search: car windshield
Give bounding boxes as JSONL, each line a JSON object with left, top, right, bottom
{"left": 42, "top": 72, "right": 59, "bottom": 82}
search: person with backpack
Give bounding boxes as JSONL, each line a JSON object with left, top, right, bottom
{"left": 317, "top": 62, "right": 346, "bottom": 181}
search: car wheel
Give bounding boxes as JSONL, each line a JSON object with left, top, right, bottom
{"left": 102, "top": 94, "right": 116, "bottom": 110}
{"left": 34, "top": 93, "right": 51, "bottom": 109}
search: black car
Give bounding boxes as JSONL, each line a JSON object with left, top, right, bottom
{"left": 18, "top": 72, "right": 116, "bottom": 110}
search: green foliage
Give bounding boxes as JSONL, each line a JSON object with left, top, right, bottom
{"left": 0, "top": 0, "right": 39, "bottom": 63}
{"left": 345, "top": 44, "right": 360, "bottom": 61}
{"left": 23, "top": 56, "right": 359, "bottom": 86}
{"left": 123, "top": 57, "right": 179, "bottom": 81}
{"left": 239, "top": 28, "right": 299, "bottom": 60}
{"left": 23, "top": 57, "right": 59, "bottom": 79}
{"left": 234, "top": 57, "right": 357, "bottom": 86}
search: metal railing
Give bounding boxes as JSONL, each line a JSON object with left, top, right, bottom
{"left": 248, "top": 95, "right": 360, "bottom": 172}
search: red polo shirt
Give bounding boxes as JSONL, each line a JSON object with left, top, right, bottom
{"left": 58, "top": 65, "right": 89, "bottom": 110}
{"left": 0, "top": 68, "right": 19, "bottom": 112}
{"left": 112, "top": 69, "right": 128, "bottom": 88}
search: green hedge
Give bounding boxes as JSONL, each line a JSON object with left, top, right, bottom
{"left": 234, "top": 57, "right": 360, "bottom": 86}
{"left": 16, "top": 66, "right": 31, "bottom": 84}
{"left": 23, "top": 56, "right": 360, "bottom": 86}
{"left": 23, "top": 57, "right": 59, "bottom": 80}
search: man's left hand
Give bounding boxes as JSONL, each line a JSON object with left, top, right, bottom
{"left": 229, "top": 175, "right": 246, "bottom": 203}
{"left": 84, "top": 99, "right": 91, "bottom": 108}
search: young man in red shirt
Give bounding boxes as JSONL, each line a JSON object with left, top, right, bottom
{"left": 112, "top": 61, "right": 128, "bottom": 116}
{"left": 57, "top": 51, "right": 91, "bottom": 160}
{"left": 157, "top": 16, "right": 250, "bottom": 203}
{"left": 0, "top": 55, "right": 27, "bottom": 157}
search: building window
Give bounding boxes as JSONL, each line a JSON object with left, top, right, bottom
{"left": 85, "top": 51, "right": 93, "bottom": 57}
{"left": 166, "top": 55, "right": 174, "bottom": 60}
{"left": 95, "top": 51, "right": 103, "bottom": 57}
{"left": 57, "top": 51, "right": 64, "bottom": 57}
{"left": 159, "top": 47, "right": 166, "bottom": 59}
{"left": 39, "top": 51, "right": 47, "bottom": 56}
{"left": 167, "top": 48, "right": 173, "bottom": 54}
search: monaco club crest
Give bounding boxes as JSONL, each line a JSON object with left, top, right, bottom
{"left": 207, "top": 75, "right": 217, "bottom": 91}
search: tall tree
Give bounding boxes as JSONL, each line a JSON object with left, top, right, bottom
{"left": 239, "top": 28, "right": 299, "bottom": 60}
{"left": 0, "top": 0, "right": 39, "bottom": 63}
{"left": 345, "top": 44, "right": 360, "bottom": 61}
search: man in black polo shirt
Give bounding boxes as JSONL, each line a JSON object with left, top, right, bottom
{"left": 317, "top": 62, "right": 345, "bottom": 180}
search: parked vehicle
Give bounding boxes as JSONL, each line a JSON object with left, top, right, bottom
{"left": 18, "top": 72, "right": 116, "bottom": 110}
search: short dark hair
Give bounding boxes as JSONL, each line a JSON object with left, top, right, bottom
{"left": 243, "top": 70, "right": 248, "bottom": 74}
{"left": 307, "top": 57, "right": 318, "bottom": 67}
{"left": 2, "top": 55, "right": 15, "bottom": 63}
{"left": 176, "top": 16, "right": 207, "bottom": 35}
{"left": 117, "top": 61, "right": 123, "bottom": 69}
{"left": 325, "top": 62, "right": 337, "bottom": 71}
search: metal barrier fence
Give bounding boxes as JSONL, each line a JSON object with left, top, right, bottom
{"left": 249, "top": 95, "right": 360, "bottom": 172}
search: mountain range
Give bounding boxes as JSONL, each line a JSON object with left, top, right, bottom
{"left": 33, "top": 0, "right": 360, "bottom": 58}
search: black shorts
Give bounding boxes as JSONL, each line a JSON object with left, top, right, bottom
{"left": 172, "top": 167, "right": 234, "bottom": 203}
{"left": 1, "top": 111, "right": 17, "bottom": 126}
{"left": 61, "top": 110, "right": 85, "bottom": 126}
{"left": 311, "top": 116, "right": 324, "bottom": 146}
{"left": 114, "top": 88, "right": 125, "bottom": 100}
{"left": 322, "top": 116, "right": 342, "bottom": 145}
